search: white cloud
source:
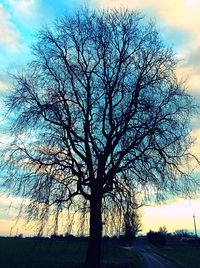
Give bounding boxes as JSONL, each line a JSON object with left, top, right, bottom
{"left": 0, "top": 3, "right": 22, "bottom": 52}
{"left": 0, "top": 194, "right": 26, "bottom": 207}
{"left": 0, "top": 80, "right": 10, "bottom": 91}
{"left": 7, "top": 0, "right": 36, "bottom": 18}
{"left": 4, "top": 0, "right": 54, "bottom": 35}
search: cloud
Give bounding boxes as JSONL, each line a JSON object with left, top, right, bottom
{"left": 181, "top": 128, "right": 200, "bottom": 174}
{"left": 190, "top": 129, "right": 200, "bottom": 156}
{"left": 96, "top": 0, "right": 200, "bottom": 45}
{"left": 94, "top": 4, "right": 198, "bottom": 46}
{"left": 4, "top": 0, "right": 67, "bottom": 37}
{"left": 0, "top": 71, "right": 11, "bottom": 91}
{"left": 186, "top": 47, "right": 200, "bottom": 69}
{"left": 0, "top": 3, "right": 22, "bottom": 52}
{"left": 0, "top": 80, "right": 10, "bottom": 91}
{"left": 95, "top": 1, "right": 200, "bottom": 84}
{"left": 7, "top": 0, "right": 37, "bottom": 18}
{"left": 0, "top": 195, "right": 22, "bottom": 225}
{"left": 0, "top": 218, "right": 34, "bottom": 236}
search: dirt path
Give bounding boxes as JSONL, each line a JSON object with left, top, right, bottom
{"left": 133, "top": 237, "right": 180, "bottom": 268}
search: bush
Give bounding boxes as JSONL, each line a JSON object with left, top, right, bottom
{"left": 147, "top": 231, "right": 166, "bottom": 247}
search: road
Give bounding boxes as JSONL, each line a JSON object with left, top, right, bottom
{"left": 132, "top": 237, "right": 181, "bottom": 268}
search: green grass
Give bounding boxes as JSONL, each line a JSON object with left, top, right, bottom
{"left": 152, "top": 244, "right": 200, "bottom": 268}
{"left": 0, "top": 238, "right": 142, "bottom": 268}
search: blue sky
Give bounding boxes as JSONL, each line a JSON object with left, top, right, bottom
{"left": 0, "top": 0, "right": 200, "bottom": 236}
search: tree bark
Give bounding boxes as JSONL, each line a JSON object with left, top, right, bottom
{"left": 85, "top": 193, "right": 102, "bottom": 268}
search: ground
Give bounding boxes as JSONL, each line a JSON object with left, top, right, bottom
{"left": 0, "top": 237, "right": 141, "bottom": 268}
{"left": 1, "top": 236, "right": 199, "bottom": 267}
{"left": 133, "top": 236, "right": 200, "bottom": 268}
{"left": 152, "top": 242, "right": 200, "bottom": 268}
{"left": 133, "top": 237, "right": 180, "bottom": 268}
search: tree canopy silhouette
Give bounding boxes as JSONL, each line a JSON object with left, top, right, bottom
{"left": 2, "top": 8, "right": 196, "bottom": 267}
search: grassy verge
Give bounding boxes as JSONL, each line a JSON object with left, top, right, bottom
{"left": 0, "top": 238, "right": 142, "bottom": 268}
{"left": 102, "top": 244, "right": 141, "bottom": 267}
{"left": 152, "top": 244, "right": 200, "bottom": 268}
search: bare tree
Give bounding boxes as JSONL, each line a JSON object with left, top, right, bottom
{"left": 159, "top": 226, "right": 168, "bottom": 235}
{"left": 123, "top": 195, "right": 142, "bottom": 240}
{"left": 102, "top": 185, "right": 142, "bottom": 238}
{"left": 2, "top": 8, "right": 196, "bottom": 267}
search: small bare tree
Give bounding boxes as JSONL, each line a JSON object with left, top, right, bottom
{"left": 102, "top": 185, "right": 142, "bottom": 238}
{"left": 123, "top": 196, "right": 142, "bottom": 240}
{"left": 2, "top": 8, "right": 196, "bottom": 267}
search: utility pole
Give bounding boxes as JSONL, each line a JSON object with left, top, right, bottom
{"left": 193, "top": 214, "right": 198, "bottom": 238}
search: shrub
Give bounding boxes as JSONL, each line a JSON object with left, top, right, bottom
{"left": 147, "top": 231, "right": 166, "bottom": 247}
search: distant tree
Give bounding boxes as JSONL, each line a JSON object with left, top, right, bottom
{"left": 18, "top": 233, "right": 23, "bottom": 239}
{"left": 159, "top": 226, "right": 168, "bottom": 235}
{"left": 173, "top": 229, "right": 194, "bottom": 238}
{"left": 147, "top": 230, "right": 166, "bottom": 247}
{"left": 2, "top": 8, "right": 196, "bottom": 267}
{"left": 102, "top": 187, "right": 142, "bottom": 238}
{"left": 123, "top": 194, "right": 142, "bottom": 240}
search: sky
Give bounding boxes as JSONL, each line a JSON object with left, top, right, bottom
{"left": 0, "top": 0, "right": 200, "bottom": 236}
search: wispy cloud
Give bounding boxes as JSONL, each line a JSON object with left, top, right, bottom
{"left": 0, "top": 79, "right": 10, "bottom": 91}
{"left": 96, "top": 0, "right": 200, "bottom": 47}
{"left": 7, "top": 0, "right": 36, "bottom": 18}
{"left": 96, "top": 0, "right": 200, "bottom": 94}
{"left": 0, "top": 3, "right": 22, "bottom": 52}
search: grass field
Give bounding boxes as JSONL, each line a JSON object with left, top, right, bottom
{"left": 152, "top": 244, "right": 200, "bottom": 268}
{"left": 0, "top": 238, "right": 142, "bottom": 268}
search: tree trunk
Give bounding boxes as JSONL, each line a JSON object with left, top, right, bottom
{"left": 85, "top": 194, "right": 102, "bottom": 268}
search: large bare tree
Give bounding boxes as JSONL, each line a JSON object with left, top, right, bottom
{"left": 2, "top": 8, "right": 196, "bottom": 267}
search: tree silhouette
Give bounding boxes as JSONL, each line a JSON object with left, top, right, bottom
{"left": 102, "top": 187, "right": 142, "bottom": 238}
{"left": 2, "top": 8, "right": 196, "bottom": 267}
{"left": 123, "top": 195, "right": 142, "bottom": 240}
